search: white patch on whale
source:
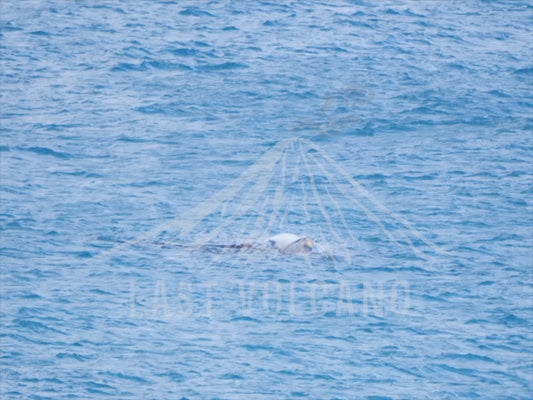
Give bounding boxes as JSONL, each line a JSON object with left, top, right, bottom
{"left": 267, "top": 233, "right": 315, "bottom": 255}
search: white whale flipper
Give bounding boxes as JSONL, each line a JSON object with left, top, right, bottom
{"left": 267, "top": 233, "right": 315, "bottom": 255}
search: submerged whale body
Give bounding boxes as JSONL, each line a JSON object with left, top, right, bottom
{"left": 267, "top": 233, "right": 315, "bottom": 255}
{"left": 196, "top": 233, "right": 315, "bottom": 255}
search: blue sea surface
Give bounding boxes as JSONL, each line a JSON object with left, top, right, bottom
{"left": 1, "top": 1, "right": 532, "bottom": 399}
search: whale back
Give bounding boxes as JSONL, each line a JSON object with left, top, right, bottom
{"left": 268, "top": 233, "right": 314, "bottom": 255}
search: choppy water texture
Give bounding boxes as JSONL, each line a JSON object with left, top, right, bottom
{"left": 1, "top": 1, "right": 532, "bottom": 399}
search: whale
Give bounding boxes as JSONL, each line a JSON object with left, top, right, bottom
{"left": 138, "top": 233, "right": 316, "bottom": 255}
{"left": 97, "top": 232, "right": 316, "bottom": 256}
{"left": 267, "top": 233, "right": 315, "bottom": 255}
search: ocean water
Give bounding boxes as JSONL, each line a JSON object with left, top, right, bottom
{"left": 1, "top": 1, "right": 532, "bottom": 399}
